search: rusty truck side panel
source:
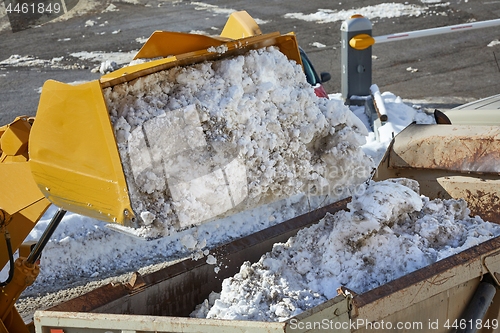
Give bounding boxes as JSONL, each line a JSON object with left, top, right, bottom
{"left": 375, "top": 124, "right": 500, "bottom": 222}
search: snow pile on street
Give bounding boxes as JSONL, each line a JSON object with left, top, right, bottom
{"left": 349, "top": 92, "right": 436, "bottom": 164}
{"left": 69, "top": 51, "right": 138, "bottom": 73}
{"left": 284, "top": 3, "right": 427, "bottom": 23}
{"left": 0, "top": 55, "right": 86, "bottom": 70}
{"left": 192, "top": 178, "right": 500, "bottom": 322}
{"left": 104, "top": 46, "right": 373, "bottom": 237}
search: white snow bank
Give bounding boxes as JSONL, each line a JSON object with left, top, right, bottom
{"left": 191, "top": 2, "right": 236, "bottom": 15}
{"left": 348, "top": 92, "right": 435, "bottom": 164}
{"left": 70, "top": 51, "right": 137, "bottom": 63}
{"left": 284, "top": 3, "right": 427, "bottom": 24}
{"left": 104, "top": 46, "right": 374, "bottom": 237}
{"left": 192, "top": 178, "right": 500, "bottom": 322}
{"left": 0, "top": 55, "right": 80, "bottom": 69}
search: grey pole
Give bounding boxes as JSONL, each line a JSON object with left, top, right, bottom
{"left": 341, "top": 15, "right": 372, "bottom": 105}
{"left": 454, "top": 280, "right": 497, "bottom": 333}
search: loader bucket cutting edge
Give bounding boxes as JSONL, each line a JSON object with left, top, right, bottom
{"left": 28, "top": 27, "right": 302, "bottom": 228}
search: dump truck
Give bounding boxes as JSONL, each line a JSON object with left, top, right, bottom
{"left": 2, "top": 10, "right": 500, "bottom": 333}
{"left": 32, "top": 122, "right": 500, "bottom": 333}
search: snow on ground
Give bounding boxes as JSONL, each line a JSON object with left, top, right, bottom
{"left": 191, "top": 1, "right": 238, "bottom": 15}
{"left": 0, "top": 0, "right": 101, "bottom": 32}
{"left": 283, "top": 1, "right": 451, "bottom": 24}
{"left": 310, "top": 42, "right": 326, "bottom": 48}
{"left": 0, "top": 55, "right": 86, "bottom": 70}
{"left": 285, "top": 3, "right": 427, "bottom": 24}
{"left": 70, "top": 50, "right": 138, "bottom": 73}
{"left": 350, "top": 91, "right": 436, "bottom": 164}
{"left": 0, "top": 0, "right": 451, "bottom": 75}
{"left": 192, "top": 179, "right": 500, "bottom": 322}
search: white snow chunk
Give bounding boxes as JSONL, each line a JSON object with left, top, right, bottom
{"left": 140, "top": 211, "right": 155, "bottom": 225}
{"left": 180, "top": 234, "right": 198, "bottom": 251}
{"left": 104, "top": 4, "right": 119, "bottom": 12}
{"left": 206, "top": 255, "right": 217, "bottom": 265}
{"left": 487, "top": 40, "right": 500, "bottom": 47}
{"left": 99, "top": 60, "right": 119, "bottom": 74}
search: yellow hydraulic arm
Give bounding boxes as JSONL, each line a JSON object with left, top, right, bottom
{"left": 0, "top": 117, "right": 53, "bottom": 333}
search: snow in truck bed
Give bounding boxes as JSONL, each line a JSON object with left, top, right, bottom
{"left": 192, "top": 178, "right": 500, "bottom": 321}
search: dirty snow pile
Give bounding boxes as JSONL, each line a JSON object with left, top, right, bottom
{"left": 192, "top": 178, "right": 500, "bottom": 322}
{"left": 350, "top": 91, "right": 436, "bottom": 164}
{"left": 104, "top": 46, "right": 373, "bottom": 236}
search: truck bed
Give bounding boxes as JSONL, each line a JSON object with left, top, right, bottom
{"left": 34, "top": 197, "right": 500, "bottom": 333}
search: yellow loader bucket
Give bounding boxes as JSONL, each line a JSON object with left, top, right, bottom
{"left": 29, "top": 80, "right": 134, "bottom": 225}
{"left": 29, "top": 11, "right": 301, "bottom": 228}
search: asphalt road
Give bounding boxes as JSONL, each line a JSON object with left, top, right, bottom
{"left": 1, "top": 0, "right": 499, "bottom": 126}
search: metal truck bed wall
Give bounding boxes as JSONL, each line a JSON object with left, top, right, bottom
{"left": 35, "top": 237, "right": 500, "bottom": 333}
{"left": 35, "top": 124, "right": 500, "bottom": 333}
{"left": 374, "top": 124, "right": 500, "bottom": 224}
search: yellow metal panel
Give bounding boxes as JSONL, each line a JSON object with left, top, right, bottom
{"left": 100, "top": 56, "right": 178, "bottom": 86}
{"left": 134, "top": 31, "right": 231, "bottom": 60}
{"left": 29, "top": 80, "right": 134, "bottom": 226}
{"left": 0, "top": 118, "right": 30, "bottom": 158}
{"left": 0, "top": 163, "right": 45, "bottom": 216}
{"left": 274, "top": 33, "right": 302, "bottom": 66}
{"left": 349, "top": 34, "right": 375, "bottom": 50}
{"left": 101, "top": 33, "right": 302, "bottom": 88}
{"left": 220, "top": 10, "right": 262, "bottom": 39}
